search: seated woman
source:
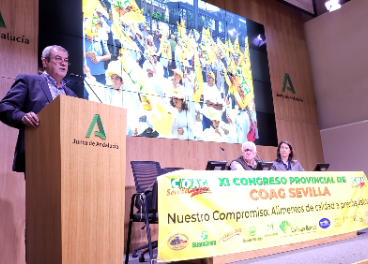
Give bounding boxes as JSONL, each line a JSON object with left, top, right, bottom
{"left": 272, "top": 141, "right": 304, "bottom": 171}
{"left": 170, "top": 89, "right": 194, "bottom": 140}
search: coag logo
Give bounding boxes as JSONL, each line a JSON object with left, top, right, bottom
{"left": 319, "top": 218, "right": 331, "bottom": 229}
{"left": 168, "top": 178, "right": 211, "bottom": 197}
{"left": 0, "top": 12, "right": 6, "bottom": 28}
{"left": 282, "top": 73, "right": 295, "bottom": 94}
{"left": 167, "top": 233, "right": 188, "bottom": 251}
{"left": 351, "top": 177, "right": 366, "bottom": 189}
{"left": 171, "top": 179, "right": 208, "bottom": 189}
{"left": 86, "top": 114, "right": 106, "bottom": 139}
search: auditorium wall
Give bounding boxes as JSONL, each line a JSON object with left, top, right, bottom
{"left": 304, "top": 0, "right": 368, "bottom": 174}
{"left": 0, "top": 0, "right": 323, "bottom": 262}
{"left": 0, "top": 0, "right": 38, "bottom": 263}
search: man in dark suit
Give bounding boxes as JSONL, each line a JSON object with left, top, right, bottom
{"left": 0, "top": 45, "right": 78, "bottom": 173}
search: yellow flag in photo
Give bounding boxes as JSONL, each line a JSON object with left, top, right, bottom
{"left": 244, "top": 36, "right": 251, "bottom": 71}
{"left": 202, "top": 45, "right": 216, "bottom": 65}
{"left": 226, "top": 51, "right": 237, "bottom": 76}
{"left": 193, "top": 29, "right": 200, "bottom": 42}
{"left": 159, "top": 31, "right": 172, "bottom": 59}
{"left": 84, "top": 17, "right": 99, "bottom": 38}
{"left": 119, "top": 51, "right": 173, "bottom": 134}
{"left": 151, "top": 102, "right": 173, "bottom": 136}
{"left": 83, "top": 0, "right": 99, "bottom": 18}
{"left": 177, "top": 18, "right": 187, "bottom": 40}
{"left": 244, "top": 36, "right": 250, "bottom": 57}
{"left": 192, "top": 49, "right": 204, "bottom": 103}
{"left": 216, "top": 38, "right": 226, "bottom": 59}
{"left": 118, "top": 25, "right": 138, "bottom": 51}
{"left": 111, "top": 0, "right": 145, "bottom": 23}
{"left": 160, "top": 39, "right": 172, "bottom": 60}
{"left": 200, "top": 28, "right": 216, "bottom": 64}
{"left": 234, "top": 36, "right": 242, "bottom": 55}
{"left": 233, "top": 65, "right": 254, "bottom": 110}
{"left": 119, "top": 52, "right": 146, "bottom": 91}
{"left": 226, "top": 39, "right": 235, "bottom": 54}
{"left": 201, "top": 27, "right": 208, "bottom": 46}
{"left": 238, "top": 52, "right": 252, "bottom": 80}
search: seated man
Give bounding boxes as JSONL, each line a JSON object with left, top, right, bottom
{"left": 230, "top": 142, "right": 260, "bottom": 170}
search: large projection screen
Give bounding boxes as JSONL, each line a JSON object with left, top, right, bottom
{"left": 82, "top": 0, "right": 277, "bottom": 145}
{"left": 39, "top": 0, "right": 278, "bottom": 146}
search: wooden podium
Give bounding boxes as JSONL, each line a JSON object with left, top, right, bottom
{"left": 25, "top": 95, "right": 127, "bottom": 264}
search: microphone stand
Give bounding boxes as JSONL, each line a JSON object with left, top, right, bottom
{"left": 69, "top": 73, "right": 103, "bottom": 103}
{"left": 256, "top": 154, "right": 264, "bottom": 162}
{"left": 219, "top": 147, "right": 231, "bottom": 170}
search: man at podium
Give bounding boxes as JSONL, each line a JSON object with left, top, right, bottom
{"left": 0, "top": 45, "right": 77, "bottom": 173}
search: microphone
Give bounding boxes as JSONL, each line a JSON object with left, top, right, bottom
{"left": 69, "top": 73, "right": 103, "bottom": 103}
{"left": 256, "top": 154, "right": 264, "bottom": 162}
{"left": 219, "top": 147, "right": 229, "bottom": 165}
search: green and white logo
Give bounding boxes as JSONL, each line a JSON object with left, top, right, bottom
{"left": 280, "top": 220, "right": 292, "bottom": 234}
{"left": 0, "top": 12, "right": 6, "bottom": 28}
{"left": 86, "top": 114, "right": 106, "bottom": 140}
{"left": 201, "top": 231, "right": 208, "bottom": 240}
{"left": 282, "top": 73, "right": 295, "bottom": 94}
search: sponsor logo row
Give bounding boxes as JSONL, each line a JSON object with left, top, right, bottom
{"left": 167, "top": 216, "right": 354, "bottom": 250}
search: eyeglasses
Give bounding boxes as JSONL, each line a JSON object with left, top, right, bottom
{"left": 49, "top": 56, "right": 71, "bottom": 66}
{"left": 244, "top": 148, "right": 254, "bottom": 153}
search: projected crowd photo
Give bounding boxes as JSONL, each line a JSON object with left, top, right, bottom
{"left": 83, "top": 0, "right": 258, "bottom": 143}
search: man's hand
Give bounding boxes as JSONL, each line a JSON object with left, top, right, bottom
{"left": 86, "top": 51, "right": 97, "bottom": 59}
{"left": 22, "top": 112, "right": 39, "bottom": 128}
{"left": 177, "top": 128, "right": 184, "bottom": 135}
{"left": 215, "top": 129, "right": 222, "bottom": 137}
{"left": 91, "top": 56, "right": 102, "bottom": 64}
{"left": 226, "top": 113, "right": 233, "bottom": 124}
{"left": 224, "top": 96, "right": 230, "bottom": 106}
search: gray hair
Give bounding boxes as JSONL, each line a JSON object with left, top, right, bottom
{"left": 41, "top": 45, "right": 69, "bottom": 61}
{"left": 242, "top": 141, "right": 256, "bottom": 152}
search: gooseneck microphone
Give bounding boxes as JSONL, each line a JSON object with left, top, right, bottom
{"left": 256, "top": 154, "right": 265, "bottom": 162}
{"left": 219, "top": 147, "right": 229, "bottom": 165}
{"left": 69, "top": 73, "right": 103, "bottom": 103}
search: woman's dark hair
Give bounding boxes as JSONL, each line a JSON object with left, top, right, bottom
{"left": 276, "top": 141, "right": 294, "bottom": 161}
{"left": 170, "top": 97, "right": 188, "bottom": 111}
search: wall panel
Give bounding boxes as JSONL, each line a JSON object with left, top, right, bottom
{"left": 0, "top": 0, "right": 38, "bottom": 263}
{"left": 305, "top": 0, "right": 368, "bottom": 174}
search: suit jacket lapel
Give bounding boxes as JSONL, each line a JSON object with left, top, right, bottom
{"left": 39, "top": 76, "right": 53, "bottom": 103}
{"left": 64, "top": 86, "right": 72, "bottom": 96}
